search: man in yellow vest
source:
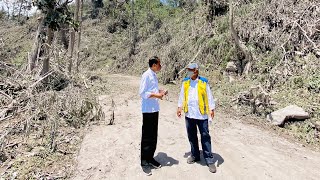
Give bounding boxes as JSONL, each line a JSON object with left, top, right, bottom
{"left": 177, "top": 63, "right": 216, "bottom": 173}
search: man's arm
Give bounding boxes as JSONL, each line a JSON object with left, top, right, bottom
{"left": 177, "top": 84, "right": 184, "bottom": 118}
{"left": 139, "top": 75, "right": 164, "bottom": 100}
{"left": 150, "top": 92, "right": 164, "bottom": 99}
{"left": 139, "top": 75, "right": 151, "bottom": 99}
{"left": 206, "top": 83, "right": 215, "bottom": 118}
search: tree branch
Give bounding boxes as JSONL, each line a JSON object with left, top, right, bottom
{"left": 295, "top": 22, "right": 320, "bottom": 51}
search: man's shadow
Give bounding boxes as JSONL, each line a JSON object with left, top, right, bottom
{"left": 154, "top": 152, "right": 179, "bottom": 167}
{"left": 184, "top": 151, "right": 224, "bottom": 167}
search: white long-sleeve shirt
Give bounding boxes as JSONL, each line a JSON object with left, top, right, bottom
{"left": 139, "top": 68, "right": 160, "bottom": 113}
{"left": 178, "top": 77, "right": 215, "bottom": 120}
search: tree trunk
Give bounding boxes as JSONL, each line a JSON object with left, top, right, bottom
{"left": 11, "top": 3, "right": 16, "bottom": 19}
{"left": 67, "top": 31, "right": 75, "bottom": 73}
{"left": 59, "top": 24, "right": 69, "bottom": 50}
{"left": 229, "top": 0, "right": 252, "bottom": 75}
{"left": 29, "top": 17, "right": 44, "bottom": 72}
{"left": 68, "top": 0, "right": 80, "bottom": 73}
{"left": 76, "top": 0, "right": 83, "bottom": 73}
{"left": 41, "top": 27, "right": 54, "bottom": 76}
{"left": 129, "top": 0, "right": 137, "bottom": 57}
{"left": 18, "top": 0, "right": 23, "bottom": 22}
{"left": 206, "top": 0, "right": 214, "bottom": 23}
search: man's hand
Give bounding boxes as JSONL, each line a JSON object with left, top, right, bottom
{"left": 210, "top": 110, "right": 215, "bottom": 119}
{"left": 159, "top": 89, "right": 168, "bottom": 95}
{"left": 177, "top": 107, "right": 182, "bottom": 118}
{"left": 150, "top": 93, "right": 164, "bottom": 100}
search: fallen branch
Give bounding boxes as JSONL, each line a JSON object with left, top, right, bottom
{"left": 0, "top": 100, "right": 15, "bottom": 119}
{"left": 28, "top": 70, "right": 54, "bottom": 89}
{"left": 0, "top": 61, "right": 18, "bottom": 72}
{"left": 236, "top": 84, "right": 272, "bottom": 114}
{"left": 0, "top": 91, "right": 12, "bottom": 100}
{"left": 0, "top": 115, "right": 13, "bottom": 122}
{"left": 295, "top": 22, "right": 320, "bottom": 51}
{"left": 5, "top": 142, "right": 20, "bottom": 148}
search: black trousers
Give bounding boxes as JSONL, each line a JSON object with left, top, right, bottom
{"left": 141, "top": 112, "right": 159, "bottom": 162}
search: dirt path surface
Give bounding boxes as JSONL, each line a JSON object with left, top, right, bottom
{"left": 73, "top": 74, "right": 320, "bottom": 180}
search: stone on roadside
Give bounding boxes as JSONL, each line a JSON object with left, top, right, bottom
{"left": 266, "top": 105, "right": 309, "bottom": 126}
{"left": 314, "top": 121, "right": 320, "bottom": 131}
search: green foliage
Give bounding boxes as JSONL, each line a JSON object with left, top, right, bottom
{"left": 130, "top": 0, "right": 180, "bottom": 24}
{"left": 292, "top": 76, "right": 304, "bottom": 88}
{"left": 285, "top": 121, "right": 318, "bottom": 144}
{"left": 33, "top": 0, "right": 79, "bottom": 31}
{"left": 307, "top": 73, "right": 320, "bottom": 93}
{"left": 205, "top": 33, "right": 236, "bottom": 67}
{"left": 223, "top": 46, "right": 236, "bottom": 65}
{"left": 216, "top": 16, "right": 229, "bottom": 34}
{"left": 256, "top": 52, "right": 280, "bottom": 73}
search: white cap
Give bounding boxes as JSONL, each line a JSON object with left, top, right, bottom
{"left": 186, "top": 63, "right": 199, "bottom": 70}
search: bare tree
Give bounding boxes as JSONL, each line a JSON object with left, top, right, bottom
{"left": 67, "top": 0, "right": 81, "bottom": 73}
{"left": 229, "top": 0, "right": 253, "bottom": 75}
{"left": 203, "top": 0, "right": 214, "bottom": 23}
{"left": 3, "top": 0, "right": 11, "bottom": 19}
{"left": 18, "top": 0, "right": 24, "bottom": 21}
{"left": 58, "top": 24, "right": 69, "bottom": 50}
{"left": 1, "top": 0, "right": 31, "bottom": 21}
{"left": 129, "top": 0, "right": 137, "bottom": 57}
{"left": 28, "top": 16, "right": 44, "bottom": 72}
{"left": 32, "top": 0, "right": 76, "bottom": 77}
{"left": 76, "top": 0, "right": 83, "bottom": 72}
{"left": 10, "top": 1, "right": 19, "bottom": 19}
{"left": 17, "top": 0, "right": 31, "bottom": 21}
{"left": 41, "top": 27, "right": 54, "bottom": 76}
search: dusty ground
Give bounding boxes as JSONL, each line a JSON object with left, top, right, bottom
{"left": 73, "top": 74, "right": 320, "bottom": 180}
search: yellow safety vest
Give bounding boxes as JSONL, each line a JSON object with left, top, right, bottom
{"left": 182, "top": 76, "right": 210, "bottom": 115}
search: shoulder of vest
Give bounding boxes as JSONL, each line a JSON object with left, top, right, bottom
{"left": 199, "top": 76, "right": 208, "bottom": 83}
{"left": 183, "top": 77, "right": 190, "bottom": 82}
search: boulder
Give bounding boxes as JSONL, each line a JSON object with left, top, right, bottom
{"left": 267, "top": 105, "right": 309, "bottom": 126}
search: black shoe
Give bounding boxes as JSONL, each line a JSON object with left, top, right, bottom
{"left": 141, "top": 160, "right": 149, "bottom": 167}
{"left": 141, "top": 166, "right": 152, "bottom": 176}
{"left": 148, "top": 159, "right": 162, "bottom": 169}
{"left": 187, "top": 156, "right": 200, "bottom": 164}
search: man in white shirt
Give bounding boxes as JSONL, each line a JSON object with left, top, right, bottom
{"left": 177, "top": 63, "right": 217, "bottom": 173}
{"left": 139, "top": 56, "right": 167, "bottom": 174}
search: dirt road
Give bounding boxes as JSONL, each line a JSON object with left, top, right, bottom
{"left": 73, "top": 74, "right": 320, "bottom": 180}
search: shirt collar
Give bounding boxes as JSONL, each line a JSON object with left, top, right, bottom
{"left": 149, "top": 68, "right": 157, "bottom": 76}
{"left": 190, "top": 76, "right": 199, "bottom": 81}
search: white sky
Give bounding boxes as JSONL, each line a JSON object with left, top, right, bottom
{"left": 0, "top": 1, "right": 38, "bottom": 16}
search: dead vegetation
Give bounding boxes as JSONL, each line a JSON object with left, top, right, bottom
{"left": 0, "top": 66, "right": 105, "bottom": 178}
{"left": 0, "top": 0, "right": 319, "bottom": 177}
{"left": 234, "top": 84, "right": 274, "bottom": 116}
{"left": 0, "top": 15, "right": 105, "bottom": 178}
{"left": 92, "top": 0, "right": 319, "bottom": 145}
